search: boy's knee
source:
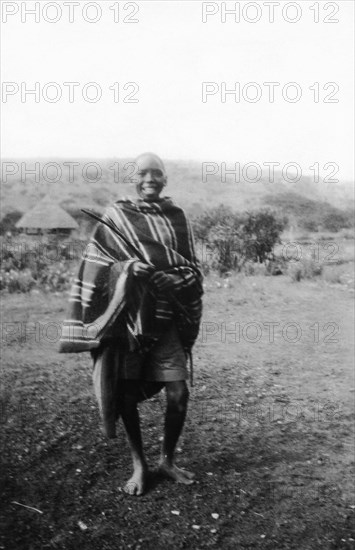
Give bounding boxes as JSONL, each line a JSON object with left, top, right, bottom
{"left": 166, "top": 381, "right": 189, "bottom": 410}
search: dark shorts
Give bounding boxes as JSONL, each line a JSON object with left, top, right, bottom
{"left": 119, "top": 324, "right": 188, "bottom": 382}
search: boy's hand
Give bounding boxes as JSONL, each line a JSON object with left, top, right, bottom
{"left": 132, "top": 261, "right": 154, "bottom": 279}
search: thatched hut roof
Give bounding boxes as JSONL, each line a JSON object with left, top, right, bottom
{"left": 16, "top": 199, "right": 79, "bottom": 230}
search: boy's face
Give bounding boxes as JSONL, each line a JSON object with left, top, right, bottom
{"left": 135, "top": 154, "right": 167, "bottom": 201}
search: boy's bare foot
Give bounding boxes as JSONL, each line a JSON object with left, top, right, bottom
{"left": 123, "top": 467, "right": 147, "bottom": 496}
{"left": 157, "top": 461, "right": 195, "bottom": 484}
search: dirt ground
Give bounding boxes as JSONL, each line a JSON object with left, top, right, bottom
{"left": 1, "top": 274, "right": 354, "bottom": 549}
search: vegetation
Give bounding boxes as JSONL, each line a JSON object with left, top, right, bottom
{"left": 0, "top": 210, "right": 23, "bottom": 235}
{"left": 192, "top": 206, "right": 287, "bottom": 273}
{"left": 264, "top": 192, "right": 354, "bottom": 233}
{"left": 0, "top": 180, "right": 353, "bottom": 292}
{"left": 0, "top": 238, "right": 77, "bottom": 293}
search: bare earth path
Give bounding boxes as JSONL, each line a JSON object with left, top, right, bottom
{"left": 0, "top": 275, "right": 354, "bottom": 549}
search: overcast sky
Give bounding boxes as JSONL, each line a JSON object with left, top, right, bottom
{"left": 1, "top": 0, "right": 354, "bottom": 181}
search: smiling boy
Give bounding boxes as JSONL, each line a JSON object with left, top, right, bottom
{"left": 60, "top": 153, "right": 203, "bottom": 495}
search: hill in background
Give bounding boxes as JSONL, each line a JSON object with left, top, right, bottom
{"left": 1, "top": 158, "right": 353, "bottom": 234}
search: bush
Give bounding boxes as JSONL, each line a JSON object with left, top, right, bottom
{"left": 0, "top": 262, "right": 74, "bottom": 293}
{"left": 302, "top": 219, "right": 319, "bottom": 232}
{"left": 0, "top": 237, "right": 75, "bottom": 293}
{"left": 288, "top": 259, "right": 323, "bottom": 282}
{"left": 0, "top": 269, "right": 35, "bottom": 293}
{"left": 38, "top": 262, "right": 74, "bottom": 292}
{"left": 242, "top": 262, "right": 268, "bottom": 276}
{"left": 242, "top": 211, "right": 288, "bottom": 263}
{"left": 323, "top": 212, "right": 353, "bottom": 232}
{"left": 0, "top": 210, "right": 23, "bottom": 235}
{"left": 193, "top": 206, "right": 287, "bottom": 274}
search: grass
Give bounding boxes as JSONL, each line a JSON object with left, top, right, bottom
{"left": 1, "top": 273, "right": 354, "bottom": 549}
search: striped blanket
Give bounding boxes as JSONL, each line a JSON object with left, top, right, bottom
{"left": 59, "top": 197, "right": 203, "bottom": 356}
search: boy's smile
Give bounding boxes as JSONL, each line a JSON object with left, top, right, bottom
{"left": 135, "top": 154, "right": 167, "bottom": 201}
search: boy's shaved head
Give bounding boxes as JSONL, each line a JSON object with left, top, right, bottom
{"left": 135, "top": 152, "right": 166, "bottom": 174}
{"left": 134, "top": 152, "right": 167, "bottom": 201}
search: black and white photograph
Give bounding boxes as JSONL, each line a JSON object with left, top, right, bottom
{"left": 1, "top": 1, "right": 354, "bottom": 548}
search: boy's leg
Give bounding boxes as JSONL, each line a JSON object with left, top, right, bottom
{"left": 158, "top": 380, "right": 195, "bottom": 484}
{"left": 120, "top": 388, "right": 148, "bottom": 496}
